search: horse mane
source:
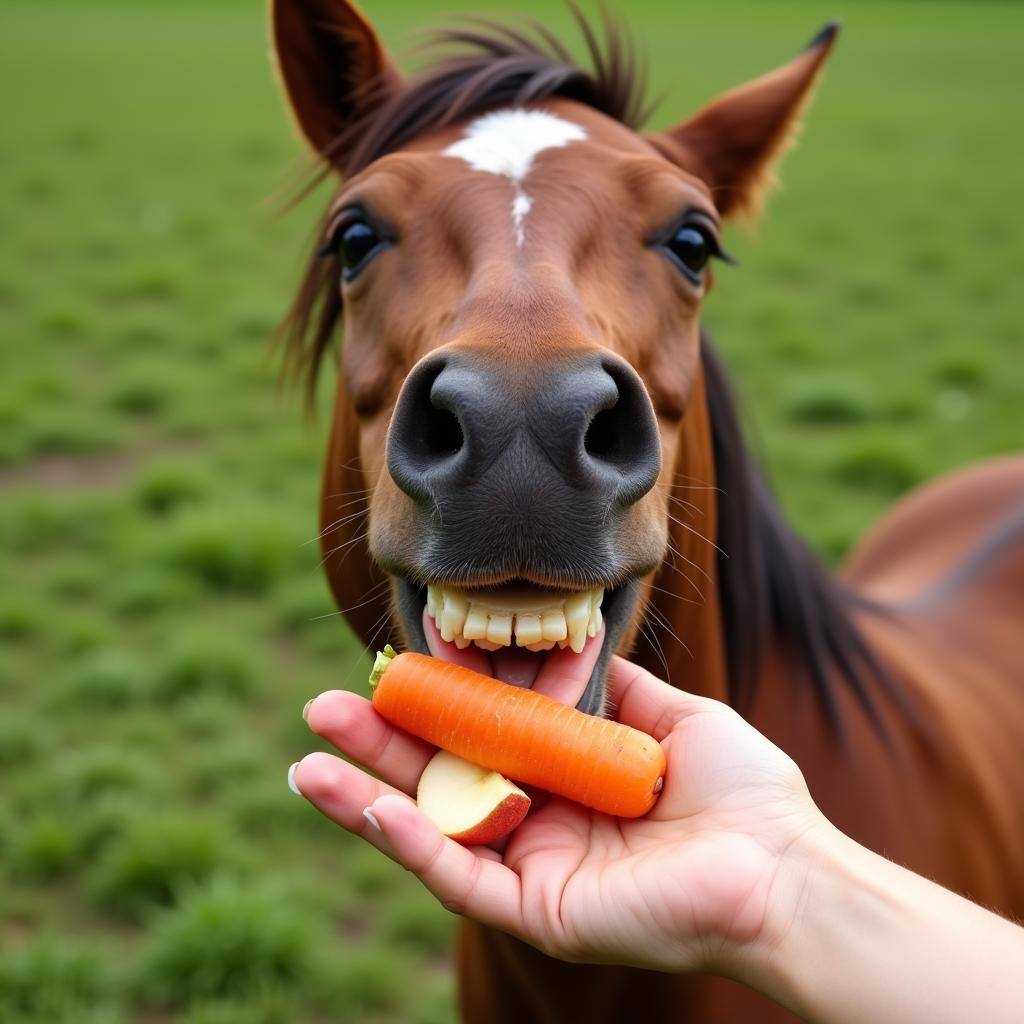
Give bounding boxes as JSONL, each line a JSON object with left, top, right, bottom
{"left": 701, "top": 337, "right": 898, "bottom": 733}
{"left": 277, "top": 10, "right": 899, "bottom": 734}
{"left": 278, "top": 8, "right": 653, "bottom": 401}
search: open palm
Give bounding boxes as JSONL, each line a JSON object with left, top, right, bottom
{"left": 293, "top": 656, "right": 821, "bottom": 976}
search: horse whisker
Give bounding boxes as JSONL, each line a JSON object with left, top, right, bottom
{"left": 666, "top": 512, "right": 727, "bottom": 558}
{"left": 662, "top": 537, "right": 712, "bottom": 587}
{"left": 637, "top": 618, "right": 672, "bottom": 685}
{"left": 306, "top": 506, "right": 369, "bottom": 546}
{"left": 310, "top": 577, "right": 391, "bottom": 618}
{"left": 318, "top": 527, "right": 370, "bottom": 570}
{"left": 645, "top": 579, "right": 705, "bottom": 607}
{"left": 667, "top": 494, "right": 702, "bottom": 517}
{"left": 645, "top": 600, "right": 694, "bottom": 657}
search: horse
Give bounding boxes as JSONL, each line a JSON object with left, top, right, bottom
{"left": 270, "top": 2, "right": 1024, "bottom": 1020}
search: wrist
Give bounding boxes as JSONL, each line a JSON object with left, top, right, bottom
{"left": 714, "top": 810, "right": 853, "bottom": 1002}
{"left": 706, "top": 804, "right": 1024, "bottom": 1023}
{"left": 723, "top": 814, "right": 912, "bottom": 1019}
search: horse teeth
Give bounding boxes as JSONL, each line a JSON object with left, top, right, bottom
{"left": 440, "top": 592, "right": 469, "bottom": 643}
{"left": 565, "top": 591, "right": 591, "bottom": 653}
{"left": 540, "top": 609, "right": 568, "bottom": 642}
{"left": 486, "top": 613, "right": 513, "bottom": 646}
{"left": 463, "top": 606, "right": 489, "bottom": 640}
{"left": 514, "top": 613, "right": 543, "bottom": 646}
{"left": 425, "top": 584, "right": 605, "bottom": 652}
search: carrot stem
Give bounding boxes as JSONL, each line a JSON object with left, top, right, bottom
{"left": 368, "top": 644, "right": 397, "bottom": 691}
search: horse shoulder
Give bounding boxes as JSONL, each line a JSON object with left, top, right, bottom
{"left": 749, "top": 628, "right": 1024, "bottom": 918}
{"left": 840, "top": 453, "right": 1024, "bottom": 602}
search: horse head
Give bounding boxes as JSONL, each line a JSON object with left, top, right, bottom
{"left": 272, "top": 0, "right": 838, "bottom": 713}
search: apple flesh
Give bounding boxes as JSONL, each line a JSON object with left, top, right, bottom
{"left": 417, "top": 749, "right": 531, "bottom": 845}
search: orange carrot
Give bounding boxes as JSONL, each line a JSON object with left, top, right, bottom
{"left": 369, "top": 646, "right": 666, "bottom": 818}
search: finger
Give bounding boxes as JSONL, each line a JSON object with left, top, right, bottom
{"left": 291, "top": 750, "right": 416, "bottom": 857}
{"left": 305, "top": 689, "right": 434, "bottom": 796}
{"left": 530, "top": 627, "right": 605, "bottom": 707}
{"left": 367, "top": 793, "right": 527, "bottom": 937}
{"left": 606, "top": 655, "right": 724, "bottom": 739}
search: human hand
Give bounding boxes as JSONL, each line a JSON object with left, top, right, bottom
{"left": 292, "top": 652, "right": 826, "bottom": 977}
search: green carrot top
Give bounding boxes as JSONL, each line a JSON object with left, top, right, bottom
{"left": 368, "top": 644, "right": 398, "bottom": 691}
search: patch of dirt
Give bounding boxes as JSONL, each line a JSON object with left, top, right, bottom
{"left": 0, "top": 444, "right": 201, "bottom": 493}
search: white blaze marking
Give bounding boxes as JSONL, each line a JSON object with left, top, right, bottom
{"left": 443, "top": 109, "right": 587, "bottom": 247}
{"left": 510, "top": 192, "right": 533, "bottom": 246}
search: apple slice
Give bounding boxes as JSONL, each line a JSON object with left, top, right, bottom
{"left": 417, "top": 749, "right": 530, "bottom": 845}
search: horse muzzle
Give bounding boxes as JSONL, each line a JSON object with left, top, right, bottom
{"left": 378, "top": 348, "right": 664, "bottom": 713}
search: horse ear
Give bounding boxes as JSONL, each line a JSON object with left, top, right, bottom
{"left": 270, "top": 0, "right": 402, "bottom": 166}
{"left": 649, "top": 22, "right": 839, "bottom": 220}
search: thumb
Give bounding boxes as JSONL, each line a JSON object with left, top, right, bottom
{"left": 606, "top": 655, "right": 724, "bottom": 739}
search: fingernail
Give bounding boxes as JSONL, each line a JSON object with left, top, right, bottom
{"left": 287, "top": 762, "right": 302, "bottom": 796}
{"left": 362, "top": 807, "right": 382, "bottom": 832}
{"left": 302, "top": 698, "right": 314, "bottom": 722}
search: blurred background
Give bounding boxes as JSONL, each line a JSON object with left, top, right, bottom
{"left": 1, "top": 0, "right": 1021, "bottom": 1020}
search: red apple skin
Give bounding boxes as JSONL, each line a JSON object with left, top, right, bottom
{"left": 444, "top": 790, "right": 531, "bottom": 846}
{"left": 417, "top": 749, "right": 532, "bottom": 845}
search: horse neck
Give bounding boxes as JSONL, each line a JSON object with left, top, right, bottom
{"left": 635, "top": 362, "right": 729, "bottom": 702}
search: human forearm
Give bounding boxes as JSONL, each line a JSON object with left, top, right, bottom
{"left": 735, "top": 821, "right": 1024, "bottom": 1023}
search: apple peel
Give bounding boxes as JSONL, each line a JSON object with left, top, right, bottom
{"left": 417, "top": 749, "right": 531, "bottom": 845}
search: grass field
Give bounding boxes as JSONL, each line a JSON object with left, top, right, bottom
{"left": 1, "top": 0, "right": 1022, "bottom": 1020}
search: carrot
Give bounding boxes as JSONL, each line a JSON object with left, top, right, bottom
{"left": 369, "top": 646, "right": 666, "bottom": 818}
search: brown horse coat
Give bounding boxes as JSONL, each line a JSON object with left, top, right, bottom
{"left": 270, "top": 3, "right": 1024, "bottom": 1020}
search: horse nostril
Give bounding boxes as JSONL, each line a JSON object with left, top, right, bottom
{"left": 577, "top": 359, "right": 661, "bottom": 505}
{"left": 388, "top": 350, "right": 660, "bottom": 510}
{"left": 583, "top": 406, "right": 617, "bottom": 459}
{"left": 387, "top": 353, "right": 478, "bottom": 505}
{"left": 425, "top": 404, "right": 464, "bottom": 457}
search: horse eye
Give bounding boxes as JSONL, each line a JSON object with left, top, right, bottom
{"left": 337, "top": 220, "right": 383, "bottom": 278}
{"left": 666, "top": 225, "right": 712, "bottom": 283}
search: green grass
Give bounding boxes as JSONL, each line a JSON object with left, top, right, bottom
{"left": 133, "top": 878, "right": 326, "bottom": 1007}
{"left": 1, "top": 0, "right": 1022, "bottom": 1019}
{"left": 0, "top": 936, "right": 122, "bottom": 1023}
{"left": 87, "top": 814, "right": 247, "bottom": 921}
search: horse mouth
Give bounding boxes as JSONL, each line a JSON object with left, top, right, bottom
{"left": 427, "top": 583, "right": 605, "bottom": 654}
{"left": 396, "top": 577, "right": 638, "bottom": 715}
